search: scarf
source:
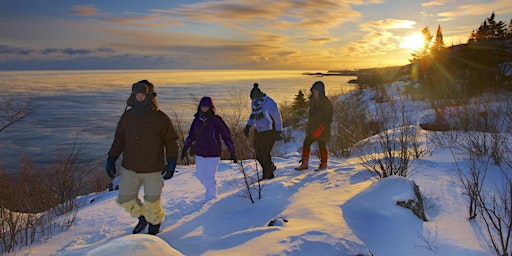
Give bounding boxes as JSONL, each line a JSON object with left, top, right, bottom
{"left": 250, "top": 95, "right": 266, "bottom": 120}
{"left": 198, "top": 108, "right": 214, "bottom": 122}
{"left": 131, "top": 97, "right": 152, "bottom": 115}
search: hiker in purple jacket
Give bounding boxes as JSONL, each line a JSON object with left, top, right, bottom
{"left": 181, "top": 96, "right": 236, "bottom": 202}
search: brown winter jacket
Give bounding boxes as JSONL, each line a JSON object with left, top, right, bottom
{"left": 108, "top": 109, "right": 179, "bottom": 173}
{"left": 306, "top": 96, "right": 333, "bottom": 141}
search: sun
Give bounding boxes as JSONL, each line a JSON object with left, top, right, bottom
{"left": 399, "top": 33, "right": 425, "bottom": 51}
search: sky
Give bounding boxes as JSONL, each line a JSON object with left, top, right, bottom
{"left": 1, "top": 0, "right": 511, "bottom": 70}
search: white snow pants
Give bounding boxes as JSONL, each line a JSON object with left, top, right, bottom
{"left": 195, "top": 156, "right": 220, "bottom": 202}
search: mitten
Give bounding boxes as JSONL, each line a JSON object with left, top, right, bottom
{"left": 230, "top": 151, "right": 237, "bottom": 163}
{"left": 274, "top": 131, "right": 283, "bottom": 141}
{"left": 106, "top": 155, "right": 118, "bottom": 179}
{"left": 312, "top": 124, "right": 325, "bottom": 138}
{"left": 162, "top": 158, "right": 177, "bottom": 180}
{"left": 244, "top": 125, "right": 251, "bottom": 137}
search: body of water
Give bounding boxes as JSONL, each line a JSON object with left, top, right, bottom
{"left": 0, "top": 70, "right": 356, "bottom": 170}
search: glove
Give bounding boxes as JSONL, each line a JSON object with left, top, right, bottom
{"left": 274, "top": 131, "right": 283, "bottom": 141}
{"left": 180, "top": 148, "right": 189, "bottom": 165}
{"left": 105, "top": 155, "right": 118, "bottom": 179}
{"left": 162, "top": 158, "right": 177, "bottom": 180}
{"left": 244, "top": 125, "right": 251, "bottom": 137}
{"left": 230, "top": 151, "right": 237, "bottom": 163}
{"left": 312, "top": 124, "right": 325, "bottom": 138}
{"left": 180, "top": 147, "right": 187, "bottom": 160}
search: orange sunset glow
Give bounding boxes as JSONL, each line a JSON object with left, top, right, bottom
{"left": 1, "top": 0, "right": 511, "bottom": 70}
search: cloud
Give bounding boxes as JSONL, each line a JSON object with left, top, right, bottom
{"left": 438, "top": 0, "right": 512, "bottom": 21}
{"left": 421, "top": 0, "right": 446, "bottom": 7}
{"left": 69, "top": 5, "right": 98, "bottom": 16}
{"left": 339, "top": 19, "right": 414, "bottom": 57}
{"left": 0, "top": 45, "right": 34, "bottom": 55}
{"left": 362, "top": 19, "right": 416, "bottom": 30}
{"left": 309, "top": 38, "right": 334, "bottom": 43}
{"left": 156, "top": 0, "right": 382, "bottom": 34}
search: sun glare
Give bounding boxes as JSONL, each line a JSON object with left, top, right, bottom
{"left": 399, "top": 33, "right": 425, "bottom": 51}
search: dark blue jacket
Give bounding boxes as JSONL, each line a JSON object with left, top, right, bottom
{"left": 183, "top": 97, "right": 234, "bottom": 157}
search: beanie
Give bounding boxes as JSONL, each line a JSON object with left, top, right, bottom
{"left": 250, "top": 83, "right": 264, "bottom": 99}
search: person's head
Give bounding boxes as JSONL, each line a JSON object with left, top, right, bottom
{"left": 250, "top": 83, "right": 264, "bottom": 101}
{"left": 197, "top": 96, "right": 215, "bottom": 114}
{"left": 127, "top": 80, "right": 159, "bottom": 110}
{"left": 132, "top": 83, "right": 149, "bottom": 102}
{"left": 310, "top": 81, "right": 326, "bottom": 99}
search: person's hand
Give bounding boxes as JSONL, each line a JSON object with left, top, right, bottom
{"left": 274, "top": 131, "right": 283, "bottom": 141}
{"left": 162, "top": 158, "right": 177, "bottom": 180}
{"left": 230, "top": 151, "right": 237, "bottom": 163}
{"left": 180, "top": 148, "right": 188, "bottom": 160}
{"left": 244, "top": 125, "right": 251, "bottom": 137}
{"left": 312, "top": 124, "right": 325, "bottom": 138}
{"left": 106, "top": 156, "right": 118, "bottom": 179}
{"left": 180, "top": 147, "right": 190, "bottom": 165}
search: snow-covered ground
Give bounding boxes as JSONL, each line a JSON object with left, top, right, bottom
{"left": 9, "top": 136, "right": 493, "bottom": 255}
{"left": 8, "top": 82, "right": 508, "bottom": 256}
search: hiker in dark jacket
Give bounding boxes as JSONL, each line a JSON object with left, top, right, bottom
{"left": 106, "top": 80, "right": 179, "bottom": 235}
{"left": 295, "top": 81, "right": 333, "bottom": 171}
{"left": 182, "top": 96, "right": 236, "bottom": 202}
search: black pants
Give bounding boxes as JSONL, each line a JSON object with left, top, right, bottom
{"left": 254, "top": 130, "right": 276, "bottom": 178}
{"left": 303, "top": 136, "right": 327, "bottom": 151}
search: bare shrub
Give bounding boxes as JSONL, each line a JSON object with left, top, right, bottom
{"left": 354, "top": 94, "right": 420, "bottom": 179}
{"left": 0, "top": 141, "right": 88, "bottom": 254}
{"left": 477, "top": 173, "right": 512, "bottom": 256}
{"left": 169, "top": 109, "right": 193, "bottom": 165}
{"left": 0, "top": 98, "right": 37, "bottom": 133}
{"left": 238, "top": 159, "right": 265, "bottom": 203}
{"left": 329, "top": 89, "right": 381, "bottom": 157}
{"left": 221, "top": 89, "right": 253, "bottom": 161}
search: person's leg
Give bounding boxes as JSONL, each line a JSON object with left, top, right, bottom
{"left": 256, "top": 131, "right": 276, "bottom": 179}
{"left": 195, "top": 156, "right": 207, "bottom": 186}
{"left": 296, "top": 136, "right": 314, "bottom": 170}
{"left": 203, "top": 157, "right": 220, "bottom": 202}
{"left": 317, "top": 140, "right": 328, "bottom": 171}
{"left": 142, "top": 171, "right": 165, "bottom": 235}
{"left": 116, "top": 168, "right": 145, "bottom": 218}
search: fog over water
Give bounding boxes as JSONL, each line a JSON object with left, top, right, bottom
{"left": 0, "top": 70, "right": 356, "bottom": 170}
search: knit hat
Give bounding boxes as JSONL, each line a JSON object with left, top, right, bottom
{"left": 132, "top": 82, "right": 149, "bottom": 94}
{"left": 250, "top": 83, "right": 264, "bottom": 99}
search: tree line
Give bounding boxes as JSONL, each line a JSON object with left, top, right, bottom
{"left": 411, "top": 12, "right": 512, "bottom": 100}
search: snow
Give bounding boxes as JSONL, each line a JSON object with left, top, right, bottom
{"left": 7, "top": 82, "right": 504, "bottom": 256}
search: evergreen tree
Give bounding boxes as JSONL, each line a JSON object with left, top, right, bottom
{"left": 466, "top": 12, "right": 510, "bottom": 90}
{"left": 291, "top": 90, "right": 308, "bottom": 111}
{"left": 410, "top": 26, "right": 433, "bottom": 62}
{"left": 469, "top": 12, "right": 507, "bottom": 42}
{"left": 432, "top": 25, "right": 445, "bottom": 51}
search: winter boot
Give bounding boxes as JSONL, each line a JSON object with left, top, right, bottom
{"left": 295, "top": 147, "right": 310, "bottom": 171}
{"left": 132, "top": 215, "right": 148, "bottom": 234}
{"left": 315, "top": 150, "right": 328, "bottom": 171}
{"left": 148, "top": 223, "right": 161, "bottom": 235}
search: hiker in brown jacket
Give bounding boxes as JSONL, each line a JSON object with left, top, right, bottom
{"left": 106, "top": 80, "right": 179, "bottom": 235}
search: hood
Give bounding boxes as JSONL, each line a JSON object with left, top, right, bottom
{"left": 310, "top": 81, "right": 326, "bottom": 98}
{"left": 197, "top": 96, "right": 215, "bottom": 113}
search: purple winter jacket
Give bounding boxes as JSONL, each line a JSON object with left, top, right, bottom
{"left": 183, "top": 97, "right": 234, "bottom": 157}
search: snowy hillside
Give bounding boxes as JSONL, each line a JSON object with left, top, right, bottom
{"left": 9, "top": 82, "right": 511, "bottom": 256}
{"left": 9, "top": 137, "right": 492, "bottom": 255}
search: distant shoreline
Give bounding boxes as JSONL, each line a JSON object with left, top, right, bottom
{"left": 302, "top": 70, "right": 357, "bottom": 77}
